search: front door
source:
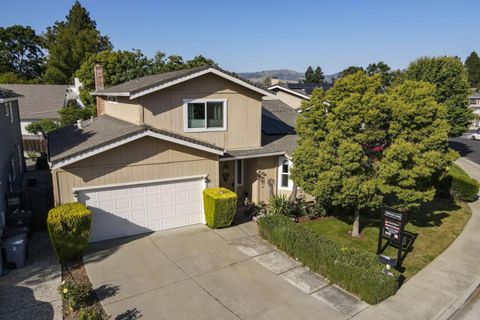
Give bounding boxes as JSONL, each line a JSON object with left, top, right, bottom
{"left": 219, "top": 161, "right": 235, "bottom": 191}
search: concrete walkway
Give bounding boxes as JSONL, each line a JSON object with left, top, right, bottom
{"left": 353, "top": 157, "right": 480, "bottom": 320}
{"left": 84, "top": 221, "right": 348, "bottom": 320}
{"left": 0, "top": 232, "right": 62, "bottom": 320}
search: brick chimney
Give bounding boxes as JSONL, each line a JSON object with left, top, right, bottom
{"left": 94, "top": 63, "right": 105, "bottom": 115}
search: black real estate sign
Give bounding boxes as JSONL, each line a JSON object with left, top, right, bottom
{"left": 377, "top": 206, "right": 406, "bottom": 267}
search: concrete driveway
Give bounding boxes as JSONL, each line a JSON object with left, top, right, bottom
{"left": 84, "top": 222, "right": 349, "bottom": 320}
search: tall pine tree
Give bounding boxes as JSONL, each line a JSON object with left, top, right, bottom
{"left": 304, "top": 66, "right": 314, "bottom": 83}
{"left": 465, "top": 51, "right": 480, "bottom": 89}
{"left": 44, "top": 1, "right": 112, "bottom": 84}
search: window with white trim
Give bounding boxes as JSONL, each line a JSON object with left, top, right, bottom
{"left": 278, "top": 156, "right": 293, "bottom": 190}
{"left": 235, "top": 159, "right": 243, "bottom": 186}
{"left": 184, "top": 99, "right": 227, "bottom": 131}
{"left": 4, "top": 102, "right": 10, "bottom": 118}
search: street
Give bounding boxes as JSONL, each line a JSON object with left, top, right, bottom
{"left": 449, "top": 130, "right": 480, "bottom": 165}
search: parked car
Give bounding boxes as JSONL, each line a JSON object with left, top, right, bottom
{"left": 471, "top": 129, "right": 480, "bottom": 140}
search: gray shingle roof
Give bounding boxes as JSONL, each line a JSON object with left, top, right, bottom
{"left": 94, "top": 66, "right": 271, "bottom": 97}
{"left": 262, "top": 99, "right": 298, "bottom": 132}
{"left": 224, "top": 134, "right": 298, "bottom": 158}
{"left": 0, "top": 84, "right": 68, "bottom": 119}
{"left": 0, "top": 87, "right": 23, "bottom": 101}
{"left": 48, "top": 115, "right": 223, "bottom": 164}
{"left": 470, "top": 92, "right": 480, "bottom": 99}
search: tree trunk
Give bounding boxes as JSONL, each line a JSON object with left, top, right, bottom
{"left": 351, "top": 205, "right": 360, "bottom": 238}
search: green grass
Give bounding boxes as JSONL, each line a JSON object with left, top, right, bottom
{"left": 305, "top": 198, "right": 471, "bottom": 279}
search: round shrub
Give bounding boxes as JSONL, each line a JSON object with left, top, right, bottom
{"left": 47, "top": 203, "right": 92, "bottom": 262}
{"left": 450, "top": 175, "right": 479, "bottom": 202}
{"left": 203, "top": 188, "right": 237, "bottom": 228}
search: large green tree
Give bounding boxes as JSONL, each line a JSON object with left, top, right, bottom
{"left": 43, "top": 1, "right": 112, "bottom": 84}
{"left": 304, "top": 65, "right": 324, "bottom": 84}
{"left": 293, "top": 72, "right": 455, "bottom": 237}
{"left": 465, "top": 51, "right": 480, "bottom": 89}
{"left": 0, "top": 25, "right": 45, "bottom": 81}
{"left": 366, "top": 61, "right": 393, "bottom": 87}
{"left": 405, "top": 56, "right": 472, "bottom": 137}
{"left": 340, "top": 66, "right": 364, "bottom": 78}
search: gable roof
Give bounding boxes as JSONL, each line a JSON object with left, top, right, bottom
{"left": 93, "top": 66, "right": 275, "bottom": 99}
{"left": 0, "top": 86, "right": 23, "bottom": 103}
{"left": 48, "top": 115, "right": 224, "bottom": 169}
{"left": 269, "top": 82, "right": 331, "bottom": 99}
{"left": 0, "top": 84, "right": 68, "bottom": 120}
{"left": 268, "top": 84, "right": 310, "bottom": 99}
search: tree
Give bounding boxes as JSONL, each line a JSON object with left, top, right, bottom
{"left": 405, "top": 56, "right": 473, "bottom": 137}
{"left": 304, "top": 66, "right": 314, "bottom": 83}
{"left": 263, "top": 76, "right": 272, "bottom": 86}
{"left": 293, "top": 72, "right": 454, "bottom": 237}
{"left": 366, "top": 61, "right": 393, "bottom": 87}
{"left": 465, "top": 51, "right": 480, "bottom": 89}
{"left": 340, "top": 66, "right": 364, "bottom": 77}
{"left": 43, "top": 1, "right": 112, "bottom": 84}
{"left": 0, "top": 25, "right": 45, "bottom": 81}
{"left": 186, "top": 55, "right": 217, "bottom": 69}
{"left": 59, "top": 105, "right": 92, "bottom": 126}
{"left": 0, "top": 71, "right": 38, "bottom": 84}
{"left": 313, "top": 66, "right": 325, "bottom": 84}
{"left": 26, "top": 119, "right": 60, "bottom": 137}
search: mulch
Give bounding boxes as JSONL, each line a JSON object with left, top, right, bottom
{"left": 61, "top": 260, "right": 107, "bottom": 320}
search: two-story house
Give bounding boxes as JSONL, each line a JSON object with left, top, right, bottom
{"left": 469, "top": 92, "right": 480, "bottom": 126}
{"left": 48, "top": 66, "right": 298, "bottom": 241}
{"left": 0, "top": 87, "right": 25, "bottom": 227}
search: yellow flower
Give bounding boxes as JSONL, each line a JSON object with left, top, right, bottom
{"left": 63, "top": 288, "right": 68, "bottom": 294}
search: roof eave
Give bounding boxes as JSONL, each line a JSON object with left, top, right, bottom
{"left": 268, "top": 85, "right": 310, "bottom": 100}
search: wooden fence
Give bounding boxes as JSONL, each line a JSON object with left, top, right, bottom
{"left": 23, "top": 137, "right": 47, "bottom": 153}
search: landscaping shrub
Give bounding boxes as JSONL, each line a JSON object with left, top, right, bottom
{"left": 437, "top": 164, "right": 479, "bottom": 202}
{"left": 79, "top": 307, "right": 103, "bottom": 320}
{"left": 47, "top": 203, "right": 92, "bottom": 262}
{"left": 203, "top": 188, "right": 237, "bottom": 228}
{"left": 268, "top": 194, "right": 293, "bottom": 216}
{"left": 59, "top": 280, "right": 93, "bottom": 309}
{"left": 258, "top": 214, "right": 399, "bottom": 304}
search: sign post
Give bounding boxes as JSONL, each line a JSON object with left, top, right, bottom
{"left": 377, "top": 206, "right": 406, "bottom": 267}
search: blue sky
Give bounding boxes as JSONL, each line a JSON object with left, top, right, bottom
{"left": 1, "top": 0, "right": 478, "bottom": 74}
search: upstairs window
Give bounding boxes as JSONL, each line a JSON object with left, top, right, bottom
{"left": 184, "top": 99, "right": 227, "bottom": 132}
{"left": 107, "top": 96, "right": 118, "bottom": 103}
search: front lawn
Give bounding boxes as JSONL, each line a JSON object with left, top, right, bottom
{"left": 305, "top": 198, "right": 471, "bottom": 279}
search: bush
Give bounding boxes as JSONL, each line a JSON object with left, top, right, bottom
{"left": 59, "top": 280, "right": 93, "bottom": 309}
{"left": 437, "top": 164, "right": 479, "bottom": 202}
{"left": 79, "top": 307, "right": 103, "bottom": 320}
{"left": 268, "top": 194, "right": 293, "bottom": 216}
{"left": 47, "top": 203, "right": 92, "bottom": 262}
{"left": 258, "top": 214, "right": 398, "bottom": 304}
{"left": 203, "top": 188, "right": 237, "bottom": 228}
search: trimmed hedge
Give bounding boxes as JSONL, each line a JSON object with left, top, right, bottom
{"left": 47, "top": 203, "right": 92, "bottom": 262}
{"left": 438, "top": 164, "right": 479, "bottom": 202}
{"left": 203, "top": 188, "right": 237, "bottom": 228}
{"left": 258, "top": 214, "right": 398, "bottom": 304}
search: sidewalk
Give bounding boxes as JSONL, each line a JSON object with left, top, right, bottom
{"left": 353, "top": 157, "right": 480, "bottom": 320}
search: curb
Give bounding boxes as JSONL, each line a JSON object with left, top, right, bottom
{"left": 434, "top": 274, "right": 480, "bottom": 320}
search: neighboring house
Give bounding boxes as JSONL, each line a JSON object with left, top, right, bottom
{"left": 48, "top": 66, "right": 299, "bottom": 242}
{"left": 469, "top": 92, "right": 480, "bottom": 126}
{"left": 268, "top": 81, "right": 329, "bottom": 110}
{"left": 1, "top": 83, "right": 83, "bottom": 136}
{"left": 0, "top": 87, "right": 25, "bottom": 227}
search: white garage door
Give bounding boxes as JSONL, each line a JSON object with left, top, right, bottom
{"left": 76, "top": 177, "right": 204, "bottom": 242}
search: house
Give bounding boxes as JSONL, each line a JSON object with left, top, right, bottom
{"left": 0, "top": 83, "right": 82, "bottom": 136}
{"left": 268, "top": 81, "right": 329, "bottom": 110}
{"left": 0, "top": 87, "right": 25, "bottom": 226}
{"left": 469, "top": 92, "right": 480, "bottom": 126}
{"left": 48, "top": 66, "right": 299, "bottom": 242}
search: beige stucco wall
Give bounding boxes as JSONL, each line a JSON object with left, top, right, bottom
{"left": 274, "top": 91, "right": 304, "bottom": 110}
{"left": 140, "top": 73, "right": 263, "bottom": 150}
{"left": 52, "top": 136, "right": 219, "bottom": 205}
{"left": 104, "top": 97, "right": 142, "bottom": 124}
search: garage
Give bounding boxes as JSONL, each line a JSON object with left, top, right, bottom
{"left": 76, "top": 177, "right": 205, "bottom": 242}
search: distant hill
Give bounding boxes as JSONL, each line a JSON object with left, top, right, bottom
{"left": 239, "top": 69, "right": 340, "bottom": 84}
